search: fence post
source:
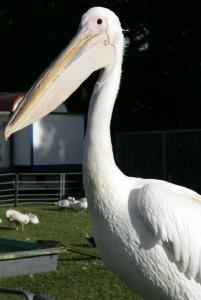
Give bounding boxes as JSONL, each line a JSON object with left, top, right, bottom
{"left": 59, "top": 173, "right": 63, "bottom": 200}
{"left": 15, "top": 174, "right": 18, "bottom": 207}
{"left": 63, "top": 173, "right": 66, "bottom": 198}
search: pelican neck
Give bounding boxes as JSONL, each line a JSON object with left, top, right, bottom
{"left": 85, "top": 64, "right": 122, "bottom": 162}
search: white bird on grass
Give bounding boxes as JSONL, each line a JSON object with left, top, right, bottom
{"left": 79, "top": 197, "right": 88, "bottom": 209}
{"left": 55, "top": 196, "right": 87, "bottom": 211}
{"left": 28, "top": 213, "right": 39, "bottom": 224}
{"left": 70, "top": 197, "right": 88, "bottom": 211}
{"left": 4, "top": 7, "right": 201, "bottom": 300}
{"left": 6, "top": 209, "right": 39, "bottom": 231}
{"left": 54, "top": 197, "right": 75, "bottom": 209}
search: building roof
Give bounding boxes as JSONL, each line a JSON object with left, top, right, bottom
{"left": 0, "top": 93, "right": 25, "bottom": 112}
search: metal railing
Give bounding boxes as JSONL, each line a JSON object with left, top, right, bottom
{"left": 0, "top": 172, "right": 84, "bottom": 206}
{"left": 0, "top": 173, "right": 15, "bottom": 206}
{"left": 115, "top": 129, "right": 201, "bottom": 193}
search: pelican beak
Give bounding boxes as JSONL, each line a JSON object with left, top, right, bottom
{"left": 4, "top": 26, "right": 114, "bottom": 140}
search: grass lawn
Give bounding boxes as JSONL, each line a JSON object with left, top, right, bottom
{"left": 0, "top": 205, "right": 143, "bottom": 300}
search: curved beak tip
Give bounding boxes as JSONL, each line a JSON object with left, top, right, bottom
{"left": 4, "top": 126, "right": 11, "bottom": 141}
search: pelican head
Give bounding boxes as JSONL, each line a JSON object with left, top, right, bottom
{"left": 4, "top": 7, "right": 123, "bottom": 139}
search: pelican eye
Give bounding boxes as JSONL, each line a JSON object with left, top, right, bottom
{"left": 97, "top": 18, "right": 103, "bottom": 25}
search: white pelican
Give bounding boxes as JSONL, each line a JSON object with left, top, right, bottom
{"left": 4, "top": 6, "right": 201, "bottom": 299}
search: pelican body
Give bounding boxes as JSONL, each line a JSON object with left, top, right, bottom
{"left": 4, "top": 7, "right": 201, "bottom": 300}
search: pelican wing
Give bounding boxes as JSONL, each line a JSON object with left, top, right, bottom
{"left": 138, "top": 181, "right": 201, "bottom": 281}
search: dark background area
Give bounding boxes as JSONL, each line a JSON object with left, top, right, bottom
{"left": 1, "top": 0, "right": 201, "bottom": 133}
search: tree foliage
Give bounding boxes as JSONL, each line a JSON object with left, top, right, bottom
{"left": 0, "top": 0, "right": 201, "bottom": 131}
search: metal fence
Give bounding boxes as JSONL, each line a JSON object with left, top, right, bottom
{"left": 115, "top": 129, "right": 201, "bottom": 193}
{"left": 0, "top": 172, "right": 84, "bottom": 206}
{"left": 0, "top": 173, "right": 15, "bottom": 206}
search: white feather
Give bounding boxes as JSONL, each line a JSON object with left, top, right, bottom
{"left": 138, "top": 181, "right": 201, "bottom": 280}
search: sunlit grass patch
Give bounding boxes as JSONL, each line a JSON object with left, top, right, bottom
{"left": 0, "top": 205, "right": 142, "bottom": 300}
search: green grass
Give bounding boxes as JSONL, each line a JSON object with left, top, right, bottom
{"left": 0, "top": 205, "right": 143, "bottom": 300}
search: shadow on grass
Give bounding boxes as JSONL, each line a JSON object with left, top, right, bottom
{"left": 70, "top": 243, "right": 90, "bottom": 248}
{"left": 0, "top": 227, "right": 15, "bottom": 231}
{"left": 0, "top": 222, "right": 16, "bottom": 230}
{"left": 59, "top": 256, "right": 97, "bottom": 262}
{"left": 41, "top": 207, "right": 66, "bottom": 212}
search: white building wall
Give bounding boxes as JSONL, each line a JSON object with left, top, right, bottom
{"left": 33, "top": 114, "right": 84, "bottom": 165}
{"left": 13, "top": 127, "right": 31, "bottom": 165}
{"left": 1, "top": 102, "right": 84, "bottom": 168}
